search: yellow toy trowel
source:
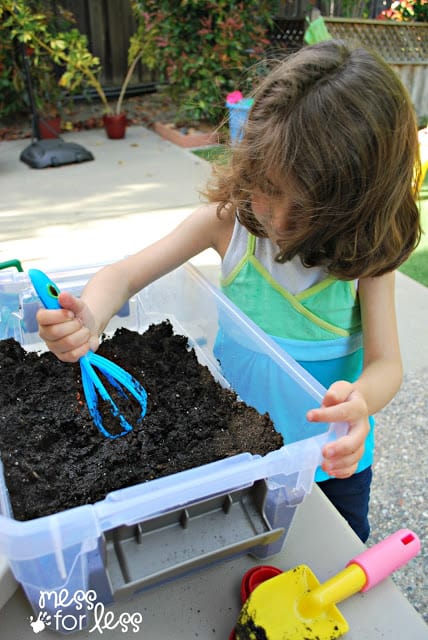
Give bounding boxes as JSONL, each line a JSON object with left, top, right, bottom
{"left": 234, "top": 529, "right": 420, "bottom": 640}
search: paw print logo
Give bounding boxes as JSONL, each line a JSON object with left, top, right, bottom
{"left": 30, "top": 611, "right": 52, "bottom": 633}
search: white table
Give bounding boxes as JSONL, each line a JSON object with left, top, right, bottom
{"left": 0, "top": 486, "right": 426, "bottom": 639}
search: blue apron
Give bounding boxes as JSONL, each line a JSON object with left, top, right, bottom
{"left": 215, "top": 233, "right": 374, "bottom": 481}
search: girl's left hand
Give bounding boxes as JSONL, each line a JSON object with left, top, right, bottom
{"left": 306, "top": 380, "right": 370, "bottom": 478}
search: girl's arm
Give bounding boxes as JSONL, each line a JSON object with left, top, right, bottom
{"left": 352, "top": 272, "right": 403, "bottom": 411}
{"left": 307, "top": 271, "right": 403, "bottom": 478}
{"left": 36, "top": 204, "right": 234, "bottom": 362}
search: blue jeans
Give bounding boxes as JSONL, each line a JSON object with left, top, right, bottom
{"left": 317, "top": 466, "right": 372, "bottom": 542}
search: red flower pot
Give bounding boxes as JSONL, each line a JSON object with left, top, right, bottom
{"left": 38, "top": 116, "right": 61, "bottom": 139}
{"left": 103, "top": 113, "right": 127, "bottom": 139}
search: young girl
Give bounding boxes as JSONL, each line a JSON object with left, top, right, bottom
{"left": 36, "top": 40, "right": 421, "bottom": 542}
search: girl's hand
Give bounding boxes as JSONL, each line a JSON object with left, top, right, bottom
{"left": 306, "top": 380, "right": 370, "bottom": 479}
{"left": 36, "top": 291, "right": 99, "bottom": 363}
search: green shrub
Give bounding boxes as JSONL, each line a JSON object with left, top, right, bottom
{"left": 133, "top": 0, "right": 276, "bottom": 125}
{"left": 0, "top": 2, "right": 78, "bottom": 120}
{"left": 0, "top": 24, "right": 23, "bottom": 119}
{"left": 0, "top": 1, "right": 109, "bottom": 120}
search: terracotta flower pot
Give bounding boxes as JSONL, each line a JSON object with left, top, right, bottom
{"left": 103, "top": 113, "right": 127, "bottom": 139}
{"left": 38, "top": 116, "right": 61, "bottom": 139}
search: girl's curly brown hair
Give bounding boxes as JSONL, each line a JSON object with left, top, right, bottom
{"left": 205, "top": 40, "right": 422, "bottom": 280}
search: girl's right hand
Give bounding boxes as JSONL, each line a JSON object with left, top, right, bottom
{"left": 36, "top": 291, "right": 100, "bottom": 362}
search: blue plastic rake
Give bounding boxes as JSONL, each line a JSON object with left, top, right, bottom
{"left": 29, "top": 269, "right": 147, "bottom": 439}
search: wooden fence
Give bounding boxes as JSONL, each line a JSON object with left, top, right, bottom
{"left": 276, "top": 0, "right": 387, "bottom": 19}
{"left": 270, "top": 17, "right": 428, "bottom": 118}
{"left": 324, "top": 18, "right": 428, "bottom": 118}
{"left": 58, "top": 0, "right": 159, "bottom": 90}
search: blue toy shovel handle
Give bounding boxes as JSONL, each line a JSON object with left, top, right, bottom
{"left": 28, "top": 269, "right": 62, "bottom": 310}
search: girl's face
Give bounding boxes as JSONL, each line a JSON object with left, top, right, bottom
{"left": 251, "top": 183, "right": 292, "bottom": 244}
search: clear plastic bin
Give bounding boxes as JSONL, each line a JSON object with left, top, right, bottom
{"left": 0, "top": 263, "right": 344, "bottom": 633}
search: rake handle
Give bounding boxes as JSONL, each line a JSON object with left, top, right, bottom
{"left": 29, "top": 269, "right": 62, "bottom": 310}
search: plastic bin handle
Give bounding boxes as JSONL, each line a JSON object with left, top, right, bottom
{"left": 94, "top": 446, "right": 310, "bottom": 530}
{"left": 0, "top": 259, "right": 23, "bottom": 273}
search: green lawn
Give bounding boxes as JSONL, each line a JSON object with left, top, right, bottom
{"left": 193, "top": 147, "right": 427, "bottom": 288}
{"left": 399, "top": 180, "right": 428, "bottom": 287}
{"left": 192, "top": 145, "right": 230, "bottom": 164}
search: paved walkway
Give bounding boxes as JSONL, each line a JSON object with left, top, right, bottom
{"left": 0, "top": 126, "right": 215, "bottom": 268}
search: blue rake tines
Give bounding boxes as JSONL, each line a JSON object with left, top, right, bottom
{"left": 79, "top": 352, "right": 147, "bottom": 439}
{"left": 28, "top": 268, "right": 147, "bottom": 439}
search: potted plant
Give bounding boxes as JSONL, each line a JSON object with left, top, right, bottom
{"left": 102, "top": 29, "right": 145, "bottom": 139}
{"left": 25, "top": 51, "right": 66, "bottom": 139}
{"left": 1, "top": 1, "right": 145, "bottom": 140}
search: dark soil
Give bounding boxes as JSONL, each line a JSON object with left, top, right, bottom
{"left": 0, "top": 321, "right": 283, "bottom": 522}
